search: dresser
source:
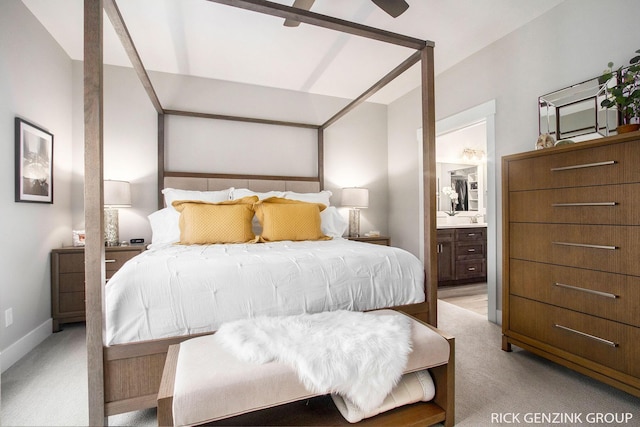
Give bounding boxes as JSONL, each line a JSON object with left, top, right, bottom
{"left": 502, "top": 132, "right": 640, "bottom": 397}
{"left": 50, "top": 245, "right": 145, "bottom": 332}
{"left": 437, "top": 227, "right": 486, "bottom": 285}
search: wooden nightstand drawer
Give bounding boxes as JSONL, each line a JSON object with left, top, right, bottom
{"left": 346, "top": 236, "right": 390, "bottom": 246}
{"left": 105, "top": 250, "right": 141, "bottom": 271}
{"left": 59, "top": 292, "right": 85, "bottom": 313}
{"left": 59, "top": 273, "right": 85, "bottom": 293}
{"left": 51, "top": 245, "right": 145, "bottom": 332}
{"left": 59, "top": 253, "right": 85, "bottom": 273}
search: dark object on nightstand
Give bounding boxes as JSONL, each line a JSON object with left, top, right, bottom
{"left": 130, "top": 238, "right": 144, "bottom": 244}
{"left": 346, "top": 235, "right": 390, "bottom": 246}
{"left": 50, "top": 245, "right": 145, "bottom": 332}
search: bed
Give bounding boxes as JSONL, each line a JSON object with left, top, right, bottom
{"left": 84, "top": 0, "right": 438, "bottom": 423}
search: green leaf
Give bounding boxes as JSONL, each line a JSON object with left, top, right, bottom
{"left": 631, "top": 55, "right": 640, "bottom": 64}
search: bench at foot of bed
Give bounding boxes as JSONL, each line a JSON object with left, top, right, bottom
{"left": 158, "top": 310, "right": 455, "bottom": 427}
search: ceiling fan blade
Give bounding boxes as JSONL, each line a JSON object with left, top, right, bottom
{"left": 371, "top": 0, "right": 409, "bottom": 18}
{"left": 284, "top": 0, "right": 316, "bottom": 27}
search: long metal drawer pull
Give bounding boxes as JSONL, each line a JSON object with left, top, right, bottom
{"left": 468, "top": 267, "right": 476, "bottom": 271}
{"left": 105, "top": 259, "right": 116, "bottom": 263}
{"left": 552, "top": 202, "right": 617, "bottom": 207}
{"left": 550, "top": 160, "right": 616, "bottom": 171}
{"left": 553, "top": 282, "right": 618, "bottom": 299}
{"left": 554, "top": 324, "right": 618, "bottom": 347}
{"left": 552, "top": 242, "right": 617, "bottom": 250}
{"left": 467, "top": 248, "right": 476, "bottom": 252}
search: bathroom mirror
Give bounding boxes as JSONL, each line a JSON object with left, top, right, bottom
{"left": 538, "top": 76, "right": 617, "bottom": 142}
{"left": 437, "top": 163, "right": 480, "bottom": 212}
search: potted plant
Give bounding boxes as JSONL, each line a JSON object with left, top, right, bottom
{"left": 441, "top": 186, "right": 459, "bottom": 216}
{"left": 599, "top": 49, "right": 640, "bottom": 133}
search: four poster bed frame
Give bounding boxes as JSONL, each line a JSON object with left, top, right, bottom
{"left": 84, "top": 0, "right": 438, "bottom": 424}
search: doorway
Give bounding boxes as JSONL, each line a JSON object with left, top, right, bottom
{"left": 432, "top": 100, "right": 497, "bottom": 323}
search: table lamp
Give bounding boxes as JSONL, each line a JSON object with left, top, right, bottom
{"left": 342, "top": 187, "right": 369, "bottom": 237}
{"left": 104, "top": 180, "right": 131, "bottom": 246}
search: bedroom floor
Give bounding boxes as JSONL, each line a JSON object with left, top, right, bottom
{"left": 437, "top": 282, "right": 487, "bottom": 317}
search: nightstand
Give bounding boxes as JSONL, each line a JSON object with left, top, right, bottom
{"left": 346, "top": 236, "right": 390, "bottom": 246}
{"left": 50, "top": 245, "right": 145, "bottom": 332}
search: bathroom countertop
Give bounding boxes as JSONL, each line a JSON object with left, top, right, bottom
{"left": 436, "top": 222, "right": 487, "bottom": 229}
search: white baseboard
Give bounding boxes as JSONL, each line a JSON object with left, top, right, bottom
{"left": 0, "top": 319, "right": 52, "bottom": 374}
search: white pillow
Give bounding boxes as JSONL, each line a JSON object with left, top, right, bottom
{"left": 148, "top": 208, "right": 180, "bottom": 245}
{"left": 284, "top": 190, "right": 332, "bottom": 206}
{"left": 320, "top": 206, "right": 348, "bottom": 238}
{"left": 231, "top": 188, "right": 285, "bottom": 200}
{"left": 162, "top": 187, "right": 232, "bottom": 208}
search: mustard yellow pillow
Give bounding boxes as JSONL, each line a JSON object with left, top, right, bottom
{"left": 172, "top": 196, "right": 258, "bottom": 244}
{"left": 254, "top": 197, "right": 330, "bottom": 242}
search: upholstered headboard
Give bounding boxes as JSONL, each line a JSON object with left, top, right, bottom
{"left": 161, "top": 174, "right": 321, "bottom": 208}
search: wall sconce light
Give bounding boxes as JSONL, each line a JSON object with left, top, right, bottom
{"left": 342, "top": 187, "right": 369, "bottom": 237}
{"left": 104, "top": 180, "right": 131, "bottom": 246}
{"left": 462, "top": 148, "right": 486, "bottom": 162}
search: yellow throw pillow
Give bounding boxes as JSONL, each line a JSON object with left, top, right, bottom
{"left": 254, "top": 197, "right": 330, "bottom": 242}
{"left": 172, "top": 196, "right": 258, "bottom": 244}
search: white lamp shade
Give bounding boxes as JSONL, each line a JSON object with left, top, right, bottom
{"left": 342, "top": 187, "right": 369, "bottom": 208}
{"left": 104, "top": 180, "right": 131, "bottom": 207}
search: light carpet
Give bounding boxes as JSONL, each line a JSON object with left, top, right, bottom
{"left": 1, "top": 301, "right": 638, "bottom": 426}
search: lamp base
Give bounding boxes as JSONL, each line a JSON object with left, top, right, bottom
{"left": 348, "top": 208, "right": 361, "bottom": 237}
{"left": 104, "top": 208, "right": 120, "bottom": 246}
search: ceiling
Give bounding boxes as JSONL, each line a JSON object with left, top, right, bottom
{"left": 22, "top": 0, "right": 565, "bottom": 104}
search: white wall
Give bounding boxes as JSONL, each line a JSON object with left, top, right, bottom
{"left": 71, "top": 68, "right": 390, "bottom": 241}
{"left": 388, "top": 0, "right": 640, "bottom": 310}
{"left": 71, "top": 62, "right": 158, "bottom": 243}
{"left": 0, "top": 0, "right": 73, "bottom": 370}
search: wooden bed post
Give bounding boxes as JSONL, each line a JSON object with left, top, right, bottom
{"left": 84, "top": 0, "right": 106, "bottom": 425}
{"left": 421, "top": 44, "right": 438, "bottom": 327}
{"left": 317, "top": 128, "right": 324, "bottom": 190}
{"left": 158, "top": 113, "right": 165, "bottom": 209}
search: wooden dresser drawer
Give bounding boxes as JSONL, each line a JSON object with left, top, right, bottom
{"left": 509, "top": 183, "right": 640, "bottom": 225}
{"left": 455, "top": 259, "right": 486, "bottom": 279}
{"left": 507, "top": 140, "right": 640, "bottom": 191}
{"left": 510, "top": 223, "right": 640, "bottom": 276}
{"left": 454, "top": 228, "right": 485, "bottom": 241}
{"left": 510, "top": 296, "right": 640, "bottom": 379}
{"left": 509, "top": 259, "right": 640, "bottom": 326}
{"left": 455, "top": 241, "right": 485, "bottom": 260}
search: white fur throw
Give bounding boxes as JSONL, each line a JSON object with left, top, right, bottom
{"left": 216, "top": 310, "right": 413, "bottom": 413}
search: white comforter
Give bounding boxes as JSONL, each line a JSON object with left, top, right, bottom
{"left": 105, "top": 238, "right": 424, "bottom": 345}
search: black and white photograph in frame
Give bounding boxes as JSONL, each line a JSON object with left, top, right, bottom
{"left": 15, "top": 117, "right": 54, "bottom": 203}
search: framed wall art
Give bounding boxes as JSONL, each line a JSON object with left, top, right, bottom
{"left": 15, "top": 117, "right": 54, "bottom": 203}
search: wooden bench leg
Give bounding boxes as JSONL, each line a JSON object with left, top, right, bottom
{"left": 431, "top": 335, "right": 455, "bottom": 427}
{"left": 158, "top": 344, "right": 179, "bottom": 427}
